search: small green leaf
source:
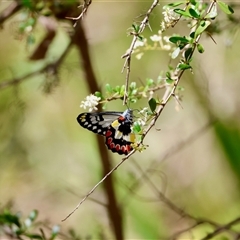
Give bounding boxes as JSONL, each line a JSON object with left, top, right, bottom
{"left": 133, "top": 122, "right": 142, "bottom": 133}
{"left": 166, "top": 78, "right": 174, "bottom": 84}
{"left": 189, "top": 0, "right": 197, "bottom": 5}
{"left": 0, "top": 212, "right": 21, "bottom": 227}
{"left": 148, "top": 98, "right": 157, "bottom": 113}
{"left": 130, "top": 82, "right": 136, "bottom": 89}
{"left": 195, "top": 20, "right": 211, "bottom": 37}
{"left": 166, "top": 1, "right": 184, "bottom": 7}
{"left": 190, "top": 31, "right": 195, "bottom": 39}
{"left": 174, "top": 9, "right": 192, "bottom": 18}
{"left": 217, "top": 1, "right": 234, "bottom": 14}
{"left": 28, "top": 210, "right": 38, "bottom": 221}
{"left": 171, "top": 47, "right": 180, "bottom": 59}
{"left": 166, "top": 71, "right": 171, "bottom": 79}
{"left": 197, "top": 43, "right": 204, "bottom": 53}
{"left": 178, "top": 63, "right": 191, "bottom": 70}
{"left": 25, "top": 233, "right": 43, "bottom": 239}
{"left": 146, "top": 78, "right": 154, "bottom": 86}
{"left": 95, "top": 91, "right": 102, "bottom": 99}
{"left": 169, "top": 36, "right": 189, "bottom": 44}
{"left": 184, "top": 47, "right": 193, "bottom": 61}
{"left": 120, "top": 85, "right": 125, "bottom": 96}
{"left": 105, "top": 84, "right": 112, "bottom": 93}
{"left": 189, "top": 8, "right": 200, "bottom": 18}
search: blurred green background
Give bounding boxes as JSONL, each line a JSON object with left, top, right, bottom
{"left": 0, "top": 1, "right": 240, "bottom": 239}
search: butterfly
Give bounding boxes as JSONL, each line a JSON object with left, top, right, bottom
{"left": 77, "top": 109, "right": 135, "bottom": 155}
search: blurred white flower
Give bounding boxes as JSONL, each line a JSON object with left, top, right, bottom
{"left": 136, "top": 118, "right": 146, "bottom": 127}
{"left": 160, "top": 21, "right": 166, "bottom": 31}
{"left": 80, "top": 94, "right": 101, "bottom": 112}
{"left": 162, "top": 6, "right": 178, "bottom": 23}
{"left": 134, "top": 39, "right": 145, "bottom": 49}
{"left": 136, "top": 107, "right": 149, "bottom": 127}
{"left": 136, "top": 52, "right": 144, "bottom": 60}
{"left": 150, "top": 34, "right": 161, "bottom": 42}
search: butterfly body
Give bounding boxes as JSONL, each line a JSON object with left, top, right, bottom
{"left": 77, "top": 109, "right": 135, "bottom": 155}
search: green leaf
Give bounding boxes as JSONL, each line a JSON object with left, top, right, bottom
{"left": 130, "top": 82, "right": 136, "bottom": 89}
{"left": 166, "top": 1, "right": 185, "bottom": 7}
{"left": 94, "top": 91, "right": 102, "bottom": 99}
{"left": 169, "top": 36, "right": 189, "bottom": 44}
{"left": 28, "top": 210, "right": 38, "bottom": 221}
{"left": 166, "top": 71, "right": 171, "bottom": 79}
{"left": 189, "top": 8, "right": 200, "bottom": 18}
{"left": 197, "top": 43, "right": 204, "bottom": 53}
{"left": 217, "top": 1, "right": 234, "bottom": 14}
{"left": 0, "top": 212, "right": 21, "bottom": 227}
{"left": 171, "top": 47, "right": 180, "bottom": 59}
{"left": 166, "top": 78, "right": 174, "bottom": 84}
{"left": 25, "top": 233, "right": 43, "bottom": 239}
{"left": 174, "top": 9, "right": 192, "bottom": 18}
{"left": 178, "top": 63, "right": 191, "bottom": 70}
{"left": 21, "top": 0, "right": 33, "bottom": 8}
{"left": 120, "top": 85, "right": 125, "bottom": 96}
{"left": 146, "top": 78, "right": 154, "bottom": 86}
{"left": 184, "top": 47, "right": 193, "bottom": 61}
{"left": 189, "top": 0, "right": 197, "bottom": 5}
{"left": 195, "top": 20, "right": 211, "bottom": 37}
{"left": 133, "top": 122, "right": 142, "bottom": 133}
{"left": 148, "top": 98, "right": 157, "bottom": 113}
{"left": 105, "top": 84, "right": 112, "bottom": 93}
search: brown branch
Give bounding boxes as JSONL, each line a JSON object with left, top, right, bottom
{"left": 121, "top": 0, "right": 159, "bottom": 105}
{"left": 201, "top": 217, "right": 240, "bottom": 240}
{"left": 66, "top": 0, "right": 92, "bottom": 27}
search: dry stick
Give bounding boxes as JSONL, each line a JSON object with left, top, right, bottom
{"left": 201, "top": 217, "right": 240, "bottom": 240}
{"left": 121, "top": 0, "right": 159, "bottom": 105}
{"left": 62, "top": 150, "right": 136, "bottom": 221}
{"left": 66, "top": 0, "right": 92, "bottom": 27}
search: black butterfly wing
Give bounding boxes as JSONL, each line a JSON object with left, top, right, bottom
{"left": 77, "top": 111, "right": 123, "bottom": 136}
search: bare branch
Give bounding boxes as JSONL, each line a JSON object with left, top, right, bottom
{"left": 201, "top": 217, "right": 240, "bottom": 240}
{"left": 121, "top": 0, "right": 159, "bottom": 105}
{"left": 66, "top": 0, "right": 92, "bottom": 27}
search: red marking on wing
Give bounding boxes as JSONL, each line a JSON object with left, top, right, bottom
{"left": 106, "top": 130, "right": 112, "bottom": 137}
{"left": 118, "top": 116, "right": 125, "bottom": 122}
{"left": 107, "top": 137, "right": 113, "bottom": 145}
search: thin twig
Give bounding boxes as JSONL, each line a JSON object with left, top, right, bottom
{"left": 66, "top": 0, "right": 92, "bottom": 27}
{"left": 121, "top": 0, "right": 159, "bottom": 105}
{"left": 62, "top": 153, "right": 134, "bottom": 221}
{"left": 201, "top": 217, "right": 240, "bottom": 240}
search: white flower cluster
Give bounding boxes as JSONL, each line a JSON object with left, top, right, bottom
{"left": 162, "top": 6, "right": 178, "bottom": 23}
{"left": 135, "top": 107, "right": 149, "bottom": 127}
{"left": 80, "top": 94, "right": 101, "bottom": 112}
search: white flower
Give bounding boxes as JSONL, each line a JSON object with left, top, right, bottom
{"left": 80, "top": 94, "right": 101, "bottom": 112}
{"left": 135, "top": 107, "right": 149, "bottom": 127}
{"left": 150, "top": 34, "right": 161, "bottom": 42}
{"left": 136, "top": 118, "right": 146, "bottom": 127}
{"left": 162, "top": 6, "right": 178, "bottom": 23}
{"left": 160, "top": 21, "right": 166, "bottom": 31}
{"left": 134, "top": 39, "right": 145, "bottom": 49}
{"left": 136, "top": 52, "right": 144, "bottom": 60}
